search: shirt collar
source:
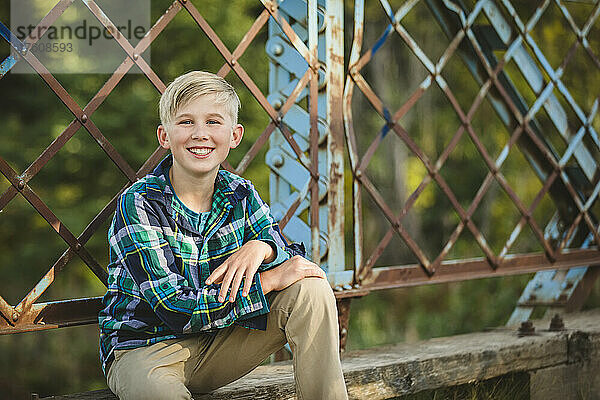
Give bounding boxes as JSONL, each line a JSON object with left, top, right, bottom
{"left": 145, "top": 154, "right": 250, "bottom": 212}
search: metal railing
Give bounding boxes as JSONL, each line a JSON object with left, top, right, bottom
{"left": 0, "top": 0, "right": 598, "bottom": 340}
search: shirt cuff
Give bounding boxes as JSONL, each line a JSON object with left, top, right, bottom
{"left": 259, "top": 239, "right": 290, "bottom": 270}
{"left": 236, "top": 270, "right": 270, "bottom": 322}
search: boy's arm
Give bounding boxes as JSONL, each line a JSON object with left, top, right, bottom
{"left": 205, "top": 181, "right": 306, "bottom": 303}
{"left": 111, "top": 192, "right": 270, "bottom": 334}
{"left": 243, "top": 182, "right": 305, "bottom": 268}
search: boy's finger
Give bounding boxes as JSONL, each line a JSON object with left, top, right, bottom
{"left": 218, "top": 269, "right": 236, "bottom": 302}
{"left": 206, "top": 265, "right": 226, "bottom": 285}
{"left": 242, "top": 271, "right": 253, "bottom": 297}
{"left": 229, "top": 271, "right": 245, "bottom": 302}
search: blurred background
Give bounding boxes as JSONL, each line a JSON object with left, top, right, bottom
{"left": 0, "top": 0, "right": 598, "bottom": 398}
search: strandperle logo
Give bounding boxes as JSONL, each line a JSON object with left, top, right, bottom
{"left": 15, "top": 19, "right": 147, "bottom": 47}
{"left": 10, "top": 0, "right": 151, "bottom": 74}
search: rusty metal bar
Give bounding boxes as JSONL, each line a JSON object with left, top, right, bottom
{"left": 5, "top": 4, "right": 181, "bottom": 317}
{"left": 325, "top": 0, "right": 346, "bottom": 285}
{"left": 235, "top": 69, "right": 312, "bottom": 175}
{"left": 182, "top": 0, "right": 312, "bottom": 171}
{"left": 217, "top": 9, "right": 270, "bottom": 78}
{"left": 363, "top": 249, "right": 600, "bottom": 292}
{"left": 308, "top": 0, "right": 320, "bottom": 264}
{"left": 344, "top": 0, "right": 364, "bottom": 281}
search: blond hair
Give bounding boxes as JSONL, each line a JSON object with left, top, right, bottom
{"left": 159, "top": 71, "right": 241, "bottom": 128}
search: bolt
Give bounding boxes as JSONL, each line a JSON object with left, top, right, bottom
{"left": 276, "top": 116, "right": 282, "bottom": 124}
{"left": 17, "top": 179, "right": 25, "bottom": 190}
{"left": 20, "top": 46, "right": 28, "bottom": 57}
{"left": 81, "top": 114, "right": 88, "bottom": 123}
{"left": 133, "top": 53, "right": 139, "bottom": 60}
{"left": 549, "top": 314, "right": 565, "bottom": 331}
{"left": 355, "top": 170, "right": 362, "bottom": 179}
{"left": 518, "top": 320, "right": 535, "bottom": 336}
{"left": 271, "top": 43, "right": 284, "bottom": 56}
{"left": 271, "top": 154, "right": 284, "bottom": 168}
{"left": 340, "top": 327, "right": 348, "bottom": 336}
{"left": 230, "top": 59, "right": 236, "bottom": 66}
{"left": 75, "top": 243, "right": 82, "bottom": 251}
{"left": 272, "top": 99, "right": 283, "bottom": 110}
{"left": 12, "top": 311, "right": 19, "bottom": 322}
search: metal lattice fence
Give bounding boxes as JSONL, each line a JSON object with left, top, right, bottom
{"left": 0, "top": 0, "right": 598, "bottom": 338}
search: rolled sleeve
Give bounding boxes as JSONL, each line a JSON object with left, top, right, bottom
{"left": 243, "top": 183, "right": 306, "bottom": 272}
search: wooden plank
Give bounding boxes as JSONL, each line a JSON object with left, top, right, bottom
{"left": 42, "top": 309, "right": 600, "bottom": 399}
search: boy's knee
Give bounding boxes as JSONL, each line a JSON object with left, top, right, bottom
{"left": 289, "top": 277, "right": 336, "bottom": 308}
{"left": 108, "top": 343, "right": 192, "bottom": 400}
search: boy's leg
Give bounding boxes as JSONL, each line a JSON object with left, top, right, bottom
{"left": 106, "top": 336, "right": 210, "bottom": 400}
{"left": 188, "top": 277, "right": 348, "bottom": 400}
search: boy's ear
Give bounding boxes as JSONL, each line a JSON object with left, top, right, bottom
{"left": 230, "top": 124, "right": 244, "bottom": 149}
{"left": 157, "top": 125, "right": 170, "bottom": 149}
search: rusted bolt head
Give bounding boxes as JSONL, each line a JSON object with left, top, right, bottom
{"left": 17, "top": 179, "right": 25, "bottom": 190}
{"left": 271, "top": 154, "right": 284, "bottom": 168}
{"left": 81, "top": 114, "right": 88, "bottom": 123}
{"left": 12, "top": 312, "right": 19, "bottom": 322}
{"left": 518, "top": 320, "right": 535, "bottom": 336}
{"left": 549, "top": 314, "right": 565, "bottom": 331}
{"left": 271, "top": 43, "right": 284, "bottom": 56}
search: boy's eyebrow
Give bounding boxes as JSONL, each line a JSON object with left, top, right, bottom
{"left": 174, "top": 112, "right": 225, "bottom": 119}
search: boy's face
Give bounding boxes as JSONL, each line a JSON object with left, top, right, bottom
{"left": 157, "top": 94, "right": 243, "bottom": 181}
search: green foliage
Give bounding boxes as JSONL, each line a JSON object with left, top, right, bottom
{"left": 0, "top": 0, "right": 598, "bottom": 398}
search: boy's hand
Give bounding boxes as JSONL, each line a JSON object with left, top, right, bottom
{"left": 260, "top": 255, "right": 326, "bottom": 294}
{"left": 205, "top": 240, "right": 274, "bottom": 303}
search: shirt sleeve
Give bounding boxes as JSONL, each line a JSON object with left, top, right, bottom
{"left": 243, "top": 182, "right": 305, "bottom": 272}
{"left": 110, "top": 191, "right": 270, "bottom": 334}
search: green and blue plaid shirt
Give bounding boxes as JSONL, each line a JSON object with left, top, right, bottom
{"left": 98, "top": 155, "right": 304, "bottom": 374}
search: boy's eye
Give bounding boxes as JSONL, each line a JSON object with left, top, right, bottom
{"left": 178, "top": 120, "right": 193, "bottom": 125}
{"left": 207, "top": 120, "right": 221, "bottom": 125}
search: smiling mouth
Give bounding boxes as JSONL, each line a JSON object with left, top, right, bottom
{"left": 188, "top": 147, "right": 214, "bottom": 157}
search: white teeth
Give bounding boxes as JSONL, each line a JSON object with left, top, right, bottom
{"left": 189, "top": 148, "right": 212, "bottom": 155}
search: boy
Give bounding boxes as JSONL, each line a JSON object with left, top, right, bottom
{"left": 99, "top": 71, "right": 348, "bottom": 400}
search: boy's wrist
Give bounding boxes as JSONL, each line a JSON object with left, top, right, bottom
{"left": 259, "top": 271, "right": 272, "bottom": 295}
{"left": 256, "top": 240, "right": 276, "bottom": 264}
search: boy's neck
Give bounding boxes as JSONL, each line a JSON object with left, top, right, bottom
{"left": 169, "top": 163, "right": 216, "bottom": 214}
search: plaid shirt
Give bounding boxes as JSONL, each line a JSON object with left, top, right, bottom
{"left": 98, "top": 155, "right": 304, "bottom": 374}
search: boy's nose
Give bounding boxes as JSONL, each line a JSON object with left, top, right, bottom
{"left": 190, "top": 129, "right": 209, "bottom": 140}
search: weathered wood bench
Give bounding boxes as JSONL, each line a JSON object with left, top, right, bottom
{"left": 41, "top": 309, "right": 600, "bottom": 399}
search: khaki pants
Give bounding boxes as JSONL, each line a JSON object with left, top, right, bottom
{"left": 106, "top": 277, "right": 348, "bottom": 400}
